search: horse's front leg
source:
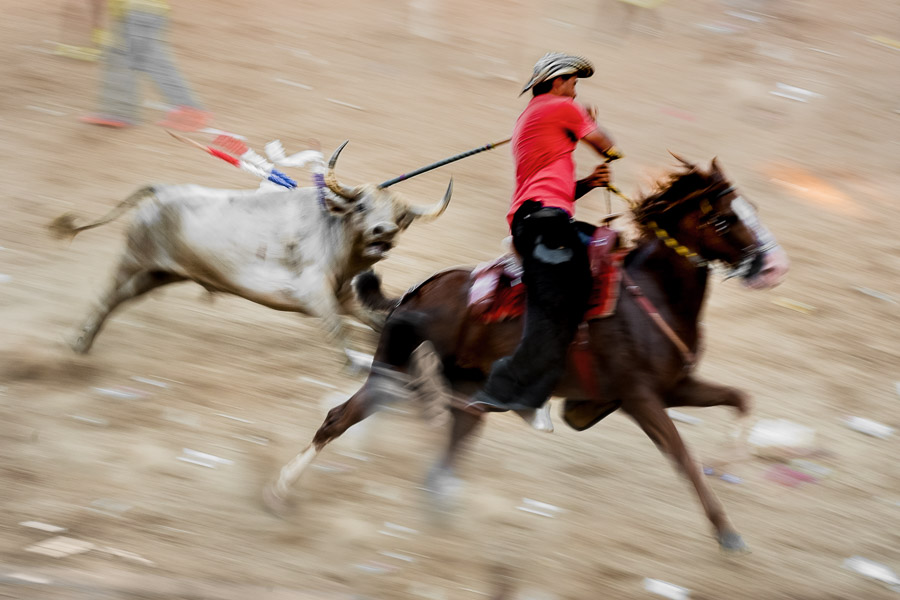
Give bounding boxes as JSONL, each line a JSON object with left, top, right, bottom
{"left": 623, "top": 393, "right": 748, "bottom": 553}
{"left": 665, "top": 376, "right": 752, "bottom": 467}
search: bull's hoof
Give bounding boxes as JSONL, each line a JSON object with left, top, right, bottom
{"left": 718, "top": 531, "right": 750, "bottom": 554}
{"left": 261, "top": 482, "right": 291, "bottom": 518}
{"left": 68, "top": 334, "right": 91, "bottom": 355}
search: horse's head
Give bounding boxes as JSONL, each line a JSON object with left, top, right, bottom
{"left": 633, "top": 156, "right": 789, "bottom": 290}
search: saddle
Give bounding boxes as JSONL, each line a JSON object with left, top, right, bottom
{"left": 466, "top": 226, "right": 627, "bottom": 432}
{"left": 467, "top": 226, "right": 626, "bottom": 323}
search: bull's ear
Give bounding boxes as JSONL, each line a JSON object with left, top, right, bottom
{"left": 323, "top": 194, "right": 352, "bottom": 216}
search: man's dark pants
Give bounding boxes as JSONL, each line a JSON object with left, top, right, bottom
{"left": 476, "top": 200, "right": 593, "bottom": 410}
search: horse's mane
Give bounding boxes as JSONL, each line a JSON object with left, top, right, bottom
{"left": 631, "top": 158, "right": 728, "bottom": 227}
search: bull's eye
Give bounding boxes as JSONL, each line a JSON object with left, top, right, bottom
{"left": 353, "top": 203, "right": 366, "bottom": 214}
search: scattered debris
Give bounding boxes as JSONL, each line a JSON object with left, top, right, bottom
{"left": 667, "top": 409, "right": 702, "bottom": 425}
{"left": 230, "top": 433, "right": 269, "bottom": 446}
{"left": 844, "top": 556, "right": 900, "bottom": 590}
{"left": 644, "top": 577, "right": 690, "bottom": 600}
{"left": 726, "top": 10, "right": 763, "bottom": 22}
{"left": 378, "top": 550, "right": 416, "bottom": 563}
{"left": 215, "top": 413, "right": 253, "bottom": 424}
{"left": 852, "top": 286, "right": 897, "bottom": 304}
{"left": 867, "top": 35, "right": 900, "bottom": 51}
{"left": 517, "top": 498, "right": 565, "bottom": 518}
{"left": 178, "top": 448, "right": 234, "bottom": 469}
{"left": 25, "top": 105, "right": 66, "bottom": 116}
{"left": 25, "top": 536, "right": 95, "bottom": 558}
{"left": 99, "top": 546, "right": 155, "bottom": 566}
{"left": 69, "top": 414, "right": 109, "bottom": 427}
{"left": 378, "top": 522, "right": 419, "bottom": 539}
{"left": 0, "top": 274, "right": 12, "bottom": 283}
{"left": 720, "top": 473, "right": 743, "bottom": 484}
{"left": 845, "top": 417, "right": 893, "bottom": 439}
{"left": 703, "top": 466, "right": 715, "bottom": 476}
{"left": 748, "top": 419, "right": 816, "bottom": 460}
{"left": 354, "top": 561, "right": 397, "bottom": 574}
{"left": 765, "top": 464, "right": 818, "bottom": 487}
{"left": 130, "top": 376, "right": 170, "bottom": 388}
{"left": 770, "top": 82, "right": 823, "bottom": 103}
{"left": 326, "top": 98, "right": 365, "bottom": 111}
{"left": 772, "top": 297, "right": 815, "bottom": 314}
{"left": 5, "top": 572, "right": 52, "bottom": 585}
{"left": 93, "top": 387, "right": 144, "bottom": 400}
{"left": 19, "top": 521, "right": 66, "bottom": 533}
{"left": 274, "top": 77, "right": 313, "bottom": 90}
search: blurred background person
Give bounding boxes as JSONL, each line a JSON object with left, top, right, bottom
{"left": 54, "top": 0, "right": 106, "bottom": 61}
{"left": 80, "top": 0, "right": 211, "bottom": 131}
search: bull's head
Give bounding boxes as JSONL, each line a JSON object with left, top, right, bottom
{"left": 323, "top": 141, "right": 452, "bottom": 260}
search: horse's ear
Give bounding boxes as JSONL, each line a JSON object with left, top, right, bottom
{"left": 711, "top": 156, "right": 721, "bottom": 173}
{"left": 668, "top": 150, "right": 696, "bottom": 171}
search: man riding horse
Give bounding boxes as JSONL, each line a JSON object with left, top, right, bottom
{"left": 467, "top": 52, "right": 623, "bottom": 429}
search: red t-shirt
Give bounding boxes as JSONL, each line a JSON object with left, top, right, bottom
{"left": 507, "top": 94, "right": 598, "bottom": 227}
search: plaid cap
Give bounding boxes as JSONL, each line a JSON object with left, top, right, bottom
{"left": 519, "top": 52, "right": 594, "bottom": 96}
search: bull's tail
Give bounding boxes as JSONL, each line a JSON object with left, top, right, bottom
{"left": 353, "top": 269, "right": 401, "bottom": 313}
{"left": 49, "top": 185, "right": 157, "bottom": 240}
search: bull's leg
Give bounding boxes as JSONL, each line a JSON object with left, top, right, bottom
{"left": 623, "top": 393, "right": 747, "bottom": 552}
{"left": 425, "top": 407, "right": 485, "bottom": 515}
{"left": 665, "top": 377, "right": 752, "bottom": 467}
{"left": 72, "top": 265, "right": 183, "bottom": 353}
{"left": 295, "top": 283, "right": 369, "bottom": 372}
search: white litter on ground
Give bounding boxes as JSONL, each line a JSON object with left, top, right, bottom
{"left": 19, "top": 521, "right": 66, "bottom": 533}
{"left": 644, "top": 578, "right": 691, "bottom": 600}
{"left": 24, "top": 536, "right": 95, "bottom": 558}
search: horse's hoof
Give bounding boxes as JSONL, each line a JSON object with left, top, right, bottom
{"left": 718, "top": 531, "right": 750, "bottom": 554}
{"left": 424, "top": 466, "right": 462, "bottom": 518}
{"left": 261, "top": 483, "right": 291, "bottom": 518}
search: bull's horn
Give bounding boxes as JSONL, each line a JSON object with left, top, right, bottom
{"left": 325, "top": 140, "right": 357, "bottom": 200}
{"left": 410, "top": 178, "right": 453, "bottom": 221}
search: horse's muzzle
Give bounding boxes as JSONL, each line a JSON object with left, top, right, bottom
{"left": 742, "top": 245, "right": 789, "bottom": 290}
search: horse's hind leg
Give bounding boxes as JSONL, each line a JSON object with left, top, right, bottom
{"left": 665, "top": 376, "right": 752, "bottom": 466}
{"left": 72, "top": 260, "right": 182, "bottom": 353}
{"left": 624, "top": 393, "right": 747, "bottom": 552}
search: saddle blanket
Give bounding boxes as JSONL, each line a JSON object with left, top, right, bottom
{"left": 468, "top": 226, "right": 625, "bottom": 323}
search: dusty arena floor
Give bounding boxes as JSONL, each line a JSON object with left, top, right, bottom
{"left": 1, "top": 0, "right": 898, "bottom": 598}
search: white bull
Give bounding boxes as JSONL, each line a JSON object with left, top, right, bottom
{"left": 50, "top": 142, "right": 452, "bottom": 366}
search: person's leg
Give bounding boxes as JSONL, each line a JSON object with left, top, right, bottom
{"left": 126, "top": 11, "right": 210, "bottom": 131}
{"left": 81, "top": 18, "right": 139, "bottom": 125}
{"left": 472, "top": 203, "right": 591, "bottom": 411}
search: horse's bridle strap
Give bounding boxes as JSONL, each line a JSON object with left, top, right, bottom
{"left": 622, "top": 272, "right": 696, "bottom": 368}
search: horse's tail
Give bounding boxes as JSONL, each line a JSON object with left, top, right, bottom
{"left": 354, "top": 269, "right": 401, "bottom": 313}
{"left": 49, "top": 185, "right": 157, "bottom": 241}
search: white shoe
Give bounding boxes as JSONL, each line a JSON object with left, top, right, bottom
{"left": 514, "top": 403, "right": 554, "bottom": 433}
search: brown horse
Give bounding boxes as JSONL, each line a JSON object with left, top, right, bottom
{"left": 264, "top": 157, "right": 789, "bottom": 552}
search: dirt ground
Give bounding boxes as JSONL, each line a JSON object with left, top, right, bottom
{"left": 1, "top": 0, "right": 899, "bottom": 598}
